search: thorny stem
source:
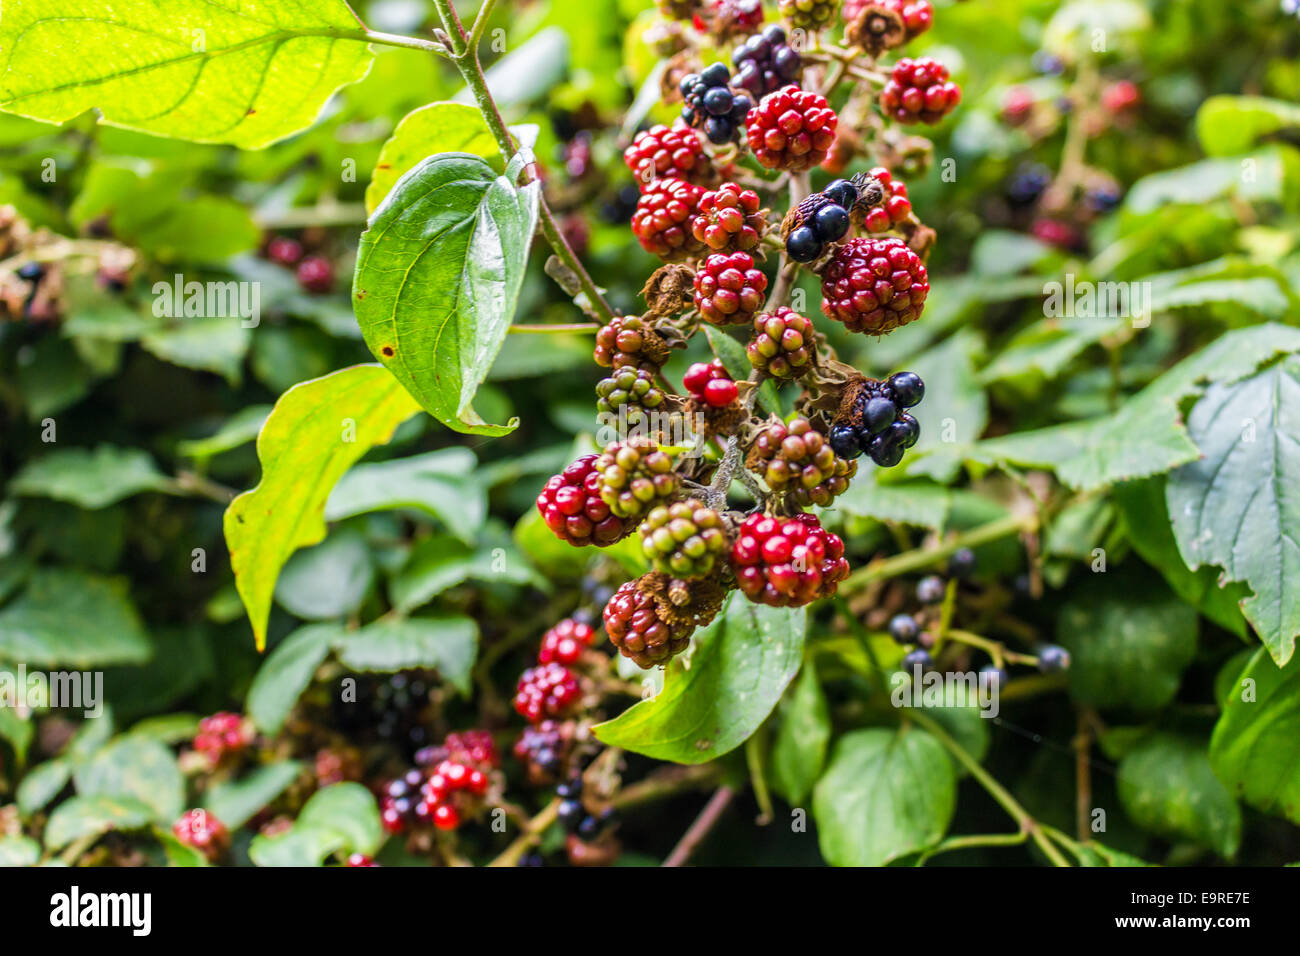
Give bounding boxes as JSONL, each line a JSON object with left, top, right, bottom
{"left": 662, "top": 786, "right": 736, "bottom": 867}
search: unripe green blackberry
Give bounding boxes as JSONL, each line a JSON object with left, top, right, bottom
{"left": 596, "top": 367, "right": 666, "bottom": 424}
{"left": 747, "top": 416, "right": 856, "bottom": 507}
{"left": 639, "top": 498, "right": 730, "bottom": 578}
{"left": 593, "top": 314, "right": 670, "bottom": 371}
{"left": 595, "top": 437, "right": 680, "bottom": 521}
{"left": 779, "top": 0, "right": 838, "bottom": 32}
{"left": 747, "top": 307, "right": 815, "bottom": 379}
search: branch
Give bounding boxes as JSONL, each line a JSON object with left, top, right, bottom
{"left": 662, "top": 786, "right": 735, "bottom": 867}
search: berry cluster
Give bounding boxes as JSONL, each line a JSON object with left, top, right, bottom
{"left": 680, "top": 63, "right": 754, "bottom": 145}
{"left": 596, "top": 367, "right": 666, "bottom": 425}
{"left": 624, "top": 123, "right": 716, "bottom": 190}
{"left": 173, "top": 809, "right": 229, "bottom": 862}
{"left": 732, "top": 25, "right": 802, "bottom": 97}
{"left": 747, "top": 307, "right": 815, "bottom": 379}
{"left": 632, "top": 177, "right": 705, "bottom": 259}
{"left": 420, "top": 757, "right": 491, "bottom": 831}
{"left": 843, "top": 0, "right": 933, "bottom": 40}
{"left": 828, "top": 371, "right": 924, "bottom": 467}
{"left": 539, "top": 618, "right": 599, "bottom": 666}
{"left": 263, "top": 234, "right": 334, "bottom": 294}
{"left": 513, "top": 719, "right": 575, "bottom": 784}
{"left": 746, "top": 85, "right": 838, "bottom": 171}
{"left": 691, "top": 182, "right": 765, "bottom": 253}
{"left": 748, "top": 417, "right": 857, "bottom": 507}
{"left": 820, "top": 236, "right": 929, "bottom": 334}
{"left": 639, "top": 498, "right": 730, "bottom": 578}
{"left": 593, "top": 314, "right": 668, "bottom": 371}
{"left": 779, "top": 0, "right": 837, "bottom": 32}
{"left": 881, "top": 57, "right": 961, "bottom": 125}
{"left": 692, "top": 251, "right": 768, "bottom": 326}
{"left": 537, "top": 454, "right": 628, "bottom": 547}
{"left": 381, "top": 767, "right": 431, "bottom": 833}
{"left": 732, "top": 513, "right": 850, "bottom": 607}
{"left": 860, "top": 166, "right": 912, "bottom": 232}
{"left": 193, "top": 712, "right": 253, "bottom": 765}
{"left": 784, "top": 177, "right": 862, "bottom": 262}
{"left": 682, "top": 359, "right": 739, "bottom": 407}
{"left": 595, "top": 437, "right": 680, "bottom": 521}
{"left": 556, "top": 775, "right": 620, "bottom": 850}
{"left": 515, "top": 662, "right": 582, "bottom": 724}
{"left": 604, "top": 576, "right": 696, "bottom": 667}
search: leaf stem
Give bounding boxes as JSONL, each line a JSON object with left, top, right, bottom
{"left": 662, "top": 786, "right": 736, "bottom": 867}
{"left": 842, "top": 512, "right": 1036, "bottom": 592}
{"left": 507, "top": 322, "right": 600, "bottom": 334}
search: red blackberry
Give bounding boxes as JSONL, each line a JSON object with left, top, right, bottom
{"left": 747, "top": 307, "right": 815, "bottom": 379}
{"left": 593, "top": 314, "right": 669, "bottom": 371}
{"left": 639, "top": 498, "right": 730, "bottom": 578}
{"left": 682, "top": 359, "right": 739, "bottom": 407}
{"left": 732, "top": 25, "right": 803, "bottom": 98}
{"left": 680, "top": 63, "right": 754, "bottom": 145}
{"left": 515, "top": 663, "right": 582, "bottom": 724}
{"left": 539, "top": 618, "right": 598, "bottom": 666}
{"left": 696, "top": 0, "right": 765, "bottom": 39}
{"left": 746, "top": 85, "right": 838, "bottom": 171}
{"left": 296, "top": 255, "right": 334, "bottom": 294}
{"left": 631, "top": 177, "right": 706, "bottom": 259}
{"left": 861, "top": 166, "right": 912, "bottom": 232}
{"left": 691, "top": 182, "right": 766, "bottom": 253}
{"left": 443, "top": 729, "right": 500, "bottom": 770}
{"left": 843, "top": 0, "right": 933, "bottom": 40}
{"left": 265, "top": 235, "right": 303, "bottom": 266}
{"left": 172, "top": 809, "right": 229, "bottom": 862}
{"left": 693, "top": 251, "right": 768, "bottom": 326}
{"left": 380, "top": 767, "right": 429, "bottom": 834}
{"left": 819, "top": 236, "right": 928, "bottom": 334}
{"left": 345, "top": 853, "right": 379, "bottom": 867}
{"left": 603, "top": 577, "right": 696, "bottom": 668}
{"left": 421, "top": 758, "right": 491, "bottom": 831}
{"left": 624, "top": 123, "right": 716, "bottom": 191}
{"left": 594, "top": 437, "right": 680, "bottom": 521}
{"left": 881, "top": 58, "right": 961, "bottom": 125}
{"left": 193, "top": 711, "right": 253, "bottom": 765}
{"left": 536, "top": 454, "right": 629, "bottom": 547}
{"left": 747, "top": 417, "right": 857, "bottom": 507}
{"left": 731, "top": 512, "right": 850, "bottom": 607}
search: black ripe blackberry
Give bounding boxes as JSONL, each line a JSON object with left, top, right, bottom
{"left": 915, "top": 574, "right": 945, "bottom": 605}
{"left": 558, "top": 798, "right": 586, "bottom": 834}
{"left": 732, "top": 25, "right": 802, "bottom": 98}
{"left": 680, "top": 63, "right": 753, "bottom": 145}
{"left": 1006, "top": 162, "right": 1051, "bottom": 208}
{"left": 334, "top": 672, "right": 433, "bottom": 758}
{"left": 782, "top": 175, "right": 881, "bottom": 262}
{"left": 888, "top": 613, "right": 920, "bottom": 645}
{"left": 838, "top": 371, "right": 924, "bottom": 467}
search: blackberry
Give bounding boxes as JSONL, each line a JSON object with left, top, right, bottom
{"left": 880, "top": 57, "right": 961, "bottom": 125}
{"left": 691, "top": 182, "right": 766, "bottom": 253}
{"left": 901, "top": 648, "right": 933, "bottom": 673}
{"left": 632, "top": 177, "right": 706, "bottom": 259}
{"left": 747, "top": 416, "right": 857, "bottom": 507}
{"left": 1006, "top": 162, "right": 1051, "bottom": 208}
{"left": 381, "top": 767, "right": 430, "bottom": 833}
{"left": 888, "top": 613, "right": 919, "bottom": 645}
{"left": 1085, "top": 183, "right": 1123, "bottom": 214}
{"left": 828, "top": 424, "right": 859, "bottom": 458}
{"left": 697, "top": 0, "right": 766, "bottom": 39}
{"left": 781, "top": 181, "right": 863, "bottom": 261}
{"left": 172, "top": 809, "right": 229, "bottom": 862}
{"left": 193, "top": 712, "right": 253, "bottom": 766}
{"left": 747, "top": 307, "right": 815, "bottom": 379}
{"left": 513, "top": 720, "right": 575, "bottom": 784}
{"left": 265, "top": 236, "right": 302, "bottom": 266}
{"left": 745, "top": 85, "right": 838, "bottom": 171}
{"left": 624, "top": 122, "right": 716, "bottom": 191}
{"left": 731, "top": 512, "right": 850, "bottom": 607}
{"left": 639, "top": 498, "right": 730, "bottom": 578}
{"left": 947, "top": 547, "right": 976, "bottom": 580}
{"left": 596, "top": 367, "right": 667, "bottom": 425}
{"left": 683, "top": 359, "right": 739, "bottom": 407}
{"left": 980, "top": 665, "right": 1009, "bottom": 691}
{"left": 860, "top": 166, "right": 912, "bottom": 233}
{"left": 693, "top": 251, "right": 768, "bottom": 326}
{"left": 296, "top": 255, "right": 334, "bottom": 294}
{"left": 820, "top": 237, "right": 929, "bottom": 334}
{"left": 350, "top": 672, "right": 432, "bottom": 757}
{"left": 915, "top": 574, "right": 945, "bottom": 605}
{"left": 732, "top": 25, "right": 803, "bottom": 98}
{"left": 514, "top": 663, "right": 582, "bottom": 724}
{"left": 841, "top": 372, "right": 924, "bottom": 466}
{"left": 539, "top": 618, "right": 598, "bottom": 666}
{"left": 558, "top": 798, "right": 587, "bottom": 833}
{"left": 594, "top": 437, "right": 680, "bottom": 522}
{"left": 1038, "top": 644, "right": 1071, "bottom": 673}
{"left": 537, "top": 454, "right": 630, "bottom": 547}
{"left": 680, "top": 64, "right": 753, "bottom": 145}
{"left": 603, "top": 575, "right": 696, "bottom": 668}
{"left": 593, "top": 314, "right": 670, "bottom": 371}
{"left": 778, "top": 0, "right": 838, "bottom": 32}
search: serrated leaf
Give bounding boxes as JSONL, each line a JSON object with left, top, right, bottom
{"left": 44, "top": 794, "right": 155, "bottom": 850}
{"left": 1057, "top": 572, "right": 1197, "bottom": 712}
{"left": 0, "top": 569, "right": 150, "bottom": 667}
{"left": 1117, "top": 734, "right": 1240, "bottom": 859}
{"left": 1167, "top": 358, "right": 1300, "bottom": 667}
{"left": 834, "top": 472, "right": 950, "bottom": 531}
{"left": 593, "top": 595, "right": 805, "bottom": 764}
{"left": 353, "top": 152, "right": 539, "bottom": 436}
{"left": 812, "top": 727, "right": 955, "bottom": 867}
{"left": 206, "top": 762, "right": 304, "bottom": 830}
{"left": 1210, "top": 648, "right": 1300, "bottom": 826}
{"left": 325, "top": 449, "right": 485, "bottom": 544}
{"left": 274, "top": 526, "right": 375, "bottom": 621}
{"left": 73, "top": 736, "right": 184, "bottom": 823}
{"left": 335, "top": 616, "right": 478, "bottom": 694}
{"left": 223, "top": 365, "right": 421, "bottom": 650}
{"left": 246, "top": 623, "right": 346, "bottom": 735}
{"left": 8, "top": 445, "right": 174, "bottom": 509}
{"left": 0, "top": 0, "right": 373, "bottom": 148}
{"left": 770, "top": 660, "right": 830, "bottom": 806}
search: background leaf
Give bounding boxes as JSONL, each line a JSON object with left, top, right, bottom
{"left": 0, "top": 569, "right": 151, "bottom": 667}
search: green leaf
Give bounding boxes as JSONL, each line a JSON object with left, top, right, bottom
{"left": 155, "top": 828, "right": 209, "bottom": 867}
{"left": 812, "top": 728, "right": 955, "bottom": 867}
{"left": 895, "top": 328, "right": 987, "bottom": 483}
{"left": 1210, "top": 648, "right": 1300, "bottom": 826}
{"left": 770, "top": 660, "right": 830, "bottom": 806}
{"left": 335, "top": 616, "right": 478, "bottom": 694}
{"left": 249, "top": 782, "right": 382, "bottom": 866}
{"left": 1057, "top": 573, "right": 1197, "bottom": 712}
{"left": 0, "top": 835, "right": 40, "bottom": 867}
{"left": 274, "top": 526, "right": 375, "bottom": 621}
{"left": 1196, "top": 96, "right": 1300, "bottom": 157}
{"left": 8, "top": 445, "right": 173, "bottom": 509}
{"left": 73, "top": 736, "right": 184, "bottom": 823}
{"left": 0, "top": 569, "right": 151, "bottom": 667}
{"left": 0, "top": 707, "right": 33, "bottom": 762}
{"left": 44, "top": 794, "right": 155, "bottom": 850}
{"left": 366, "top": 102, "right": 539, "bottom": 213}
{"left": 969, "top": 323, "right": 1300, "bottom": 491}
{"left": 141, "top": 318, "right": 251, "bottom": 384}
{"left": 223, "top": 365, "right": 421, "bottom": 650}
{"left": 593, "top": 596, "right": 806, "bottom": 764}
{"left": 1070, "top": 841, "right": 1151, "bottom": 867}
{"left": 1117, "top": 734, "right": 1241, "bottom": 859}
{"left": 1113, "top": 477, "right": 1248, "bottom": 636}
{"left": 206, "top": 761, "right": 304, "bottom": 830}
{"left": 1167, "top": 358, "right": 1300, "bottom": 667}
{"left": 1126, "top": 146, "right": 1299, "bottom": 213}
{"left": 389, "top": 533, "right": 541, "bottom": 613}
{"left": 176, "top": 405, "right": 271, "bottom": 461}
{"left": 325, "top": 449, "right": 486, "bottom": 544}
{"left": 246, "top": 623, "right": 345, "bottom": 735}
{"left": 834, "top": 472, "right": 950, "bottom": 532}
{"left": 17, "top": 758, "right": 71, "bottom": 815}
{"left": 0, "top": 0, "right": 373, "bottom": 148}
{"left": 353, "top": 152, "right": 540, "bottom": 436}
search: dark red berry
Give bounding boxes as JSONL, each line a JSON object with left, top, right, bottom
{"left": 624, "top": 123, "right": 716, "bottom": 191}
{"left": 692, "top": 251, "right": 768, "bottom": 326}
{"left": 730, "top": 512, "right": 850, "bottom": 607}
{"left": 296, "top": 255, "right": 334, "bottom": 294}
{"left": 745, "top": 85, "right": 838, "bottom": 171}
{"left": 514, "top": 663, "right": 582, "bottom": 724}
{"left": 881, "top": 57, "right": 961, "bottom": 125}
{"left": 539, "top": 618, "right": 598, "bottom": 665}
{"left": 820, "top": 237, "right": 928, "bottom": 334}
{"left": 537, "top": 455, "right": 629, "bottom": 548}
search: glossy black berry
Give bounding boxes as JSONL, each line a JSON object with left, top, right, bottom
{"left": 16, "top": 262, "right": 43, "bottom": 281}
{"left": 556, "top": 776, "right": 583, "bottom": 800}
{"left": 824, "top": 179, "right": 858, "bottom": 210}
{"left": 947, "top": 547, "right": 976, "bottom": 579}
{"left": 704, "top": 87, "right": 734, "bottom": 115}
{"left": 1085, "top": 184, "right": 1122, "bottom": 213}
{"left": 557, "top": 798, "right": 586, "bottom": 833}
{"left": 889, "top": 413, "right": 919, "bottom": 449}
{"left": 902, "top": 648, "right": 933, "bottom": 673}
{"left": 868, "top": 434, "right": 904, "bottom": 467}
{"left": 916, "top": 575, "right": 945, "bottom": 605}
{"left": 829, "top": 424, "right": 860, "bottom": 458}
{"left": 863, "top": 396, "right": 897, "bottom": 435}
{"left": 577, "top": 814, "right": 603, "bottom": 839}
{"left": 1006, "top": 162, "right": 1050, "bottom": 208}
{"left": 786, "top": 226, "right": 822, "bottom": 262}
{"left": 701, "top": 62, "right": 730, "bottom": 87}
{"left": 1038, "top": 644, "right": 1071, "bottom": 672}
{"left": 888, "top": 371, "right": 925, "bottom": 408}
{"left": 888, "top": 613, "right": 920, "bottom": 645}
{"left": 813, "top": 203, "right": 850, "bottom": 242}
{"left": 703, "top": 117, "right": 731, "bottom": 144}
